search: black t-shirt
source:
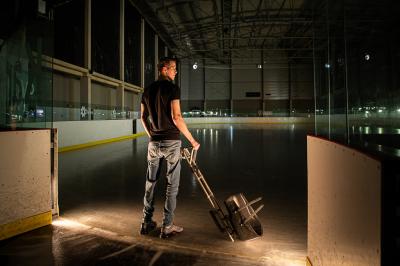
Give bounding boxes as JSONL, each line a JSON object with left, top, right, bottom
{"left": 141, "top": 79, "right": 181, "bottom": 141}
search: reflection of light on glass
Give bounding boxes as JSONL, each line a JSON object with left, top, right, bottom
{"left": 377, "top": 127, "right": 383, "bottom": 134}
{"left": 397, "top": 109, "right": 400, "bottom": 113}
{"left": 291, "top": 124, "right": 295, "bottom": 131}
{"left": 36, "top": 108, "right": 44, "bottom": 117}
{"left": 365, "top": 126, "right": 370, "bottom": 134}
{"left": 378, "top": 109, "right": 383, "bottom": 113}
{"left": 229, "top": 126, "right": 233, "bottom": 144}
{"left": 358, "top": 126, "right": 362, "bottom": 133}
{"left": 191, "top": 175, "right": 197, "bottom": 190}
{"left": 396, "top": 129, "right": 400, "bottom": 134}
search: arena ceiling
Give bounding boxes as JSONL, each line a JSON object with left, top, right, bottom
{"left": 131, "top": 0, "right": 315, "bottom": 63}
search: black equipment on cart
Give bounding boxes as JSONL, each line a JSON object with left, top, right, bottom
{"left": 181, "top": 147, "right": 263, "bottom": 242}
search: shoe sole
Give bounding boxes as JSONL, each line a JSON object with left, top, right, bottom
{"left": 160, "top": 231, "right": 181, "bottom": 239}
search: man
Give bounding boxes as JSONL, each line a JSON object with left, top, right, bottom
{"left": 140, "top": 57, "right": 200, "bottom": 238}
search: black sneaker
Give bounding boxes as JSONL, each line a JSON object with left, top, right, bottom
{"left": 140, "top": 220, "right": 157, "bottom": 235}
{"left": 160, "top": 224, "right": 183, "bottom": 238}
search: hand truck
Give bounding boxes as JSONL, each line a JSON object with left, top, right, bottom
{"left": 182, "top": 147, "right": 264, "bottom": 242}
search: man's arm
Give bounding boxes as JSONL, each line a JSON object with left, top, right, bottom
{"left": 171, "top": 99, "right": 200, "bottom": 150}
{"left": 140, "top": 103, "right": 151, "bottom": 138}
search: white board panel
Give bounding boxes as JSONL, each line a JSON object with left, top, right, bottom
{"left": 0, "top": 130, "right": 51, "bottom": 225}
{"left": 307, "top": 136, "right": 381, "bottom": 266}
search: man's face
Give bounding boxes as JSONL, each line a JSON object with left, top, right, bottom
{"left": 164, "top": 61, "right": 177, "bottom": 81}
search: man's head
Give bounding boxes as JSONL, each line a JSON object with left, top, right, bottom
{"left": 158, "top": 57, "right": 177, "bottom": 81}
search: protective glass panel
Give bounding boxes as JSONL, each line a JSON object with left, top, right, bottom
{"left": 313, "top": 0, "right": 400, "bottom": 152}
{"left": 0, "top": 2, "right": 53, "bottom": 130}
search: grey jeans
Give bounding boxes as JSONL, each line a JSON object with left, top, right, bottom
{"left": 142, "top": 140, "right": 182, "bottom": 226}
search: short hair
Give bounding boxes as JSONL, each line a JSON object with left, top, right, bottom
{"left": 158, "top": 56, "right": 177, "bottom": 71}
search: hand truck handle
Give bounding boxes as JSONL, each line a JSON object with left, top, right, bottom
{"left": 190, "top": 148, "right": 197, "bottom": 164}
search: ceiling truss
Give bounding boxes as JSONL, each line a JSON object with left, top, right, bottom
{"left": 133, "top": 0, "right": 314, "bottom": 63}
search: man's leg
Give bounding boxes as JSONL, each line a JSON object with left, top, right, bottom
{"left": 160, "top": 140, "right": 183, "bottom": 238}
{"left": 141, "top": 142, "right": 162, "bottom": 234}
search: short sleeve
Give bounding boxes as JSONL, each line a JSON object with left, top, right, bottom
{"left": 172, "top": 84, "right": 181, "bottom": 100}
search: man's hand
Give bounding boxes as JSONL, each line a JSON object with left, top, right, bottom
{"left": 191, "top": 140, "right": 200, "bottom": 150}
